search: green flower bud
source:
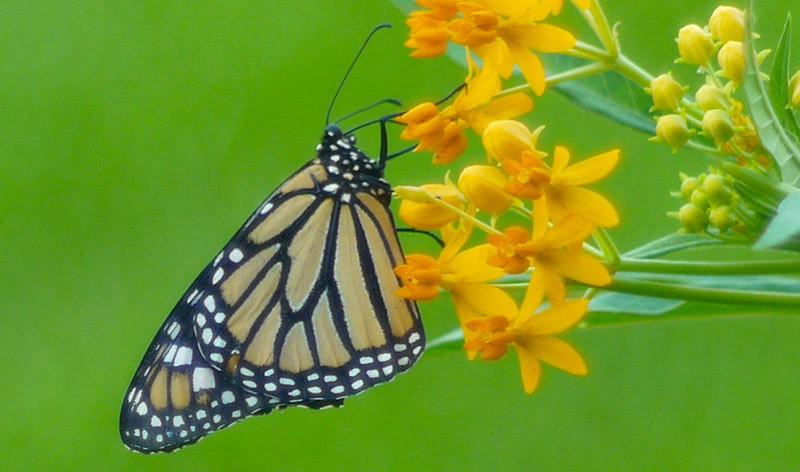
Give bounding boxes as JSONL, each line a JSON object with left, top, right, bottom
{"left": 708, "top": 205, "right": 736, "bottom": 232}
{"left": 701, "top": 109, "right": 735, "bottom": 144}
{"left": 790, "top": 70, "right": 800, "bottom": 109}
{"left": 718, "top": 41, "right": 745, "bottom": 85}
{"left": 678, "top": 203, "right": 708, "bottom": 233}
{"left": 680, "top": 176, "right": 701, "bottom": 201}
{"left": 656, "top": 114, "right": 692, "bottom": 152}
{"left": 695, "top": 84, "right": 730, "bottom": 111}
{"left": 703, "top": 173, "right": 732, "bottom": 206}
{"left": 649, "top": 73, "right": 684, "bottom": 112}
{"left": 709, "top": 6, "right": 745, "bottom": 44}
{"left": 690, "top": 188, "right": 709, "bottom": 210}
{"left": 677, "top": 24, "right": 715, "bottom": 65}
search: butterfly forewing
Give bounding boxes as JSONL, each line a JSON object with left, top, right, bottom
{"left": 190, "top": 129, "right": 425, "bottom": 403}
{"left": 119, "top": 282, "right": 275, "bottom": 453}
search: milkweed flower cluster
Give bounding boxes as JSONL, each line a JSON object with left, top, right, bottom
{"left": 391, "top": 0, "right": 800, "bottom": 395}
{"left": 394, "top": 114, "right": 618, "bottom": 392}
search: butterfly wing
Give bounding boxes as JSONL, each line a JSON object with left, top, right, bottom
{"left": 190, "top": 130, "right": 425, "bottom": 403}
{"left": 119, "top": 280, "right": 276, "bottom": 453}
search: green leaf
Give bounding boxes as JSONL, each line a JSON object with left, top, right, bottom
{"left": 768, "top": 14, "right": 800, "bottom": 138}
{"left": 615, "top": 272, "right": 800, "bottom": 293}
{"left": 754, "top": 191, "right": 800, "bottom": 249}
{"left": 744, "top": 0, "right": 800, "bottom": 186}
{"left": 588, "top": 292, "right": 684, "bottom": 315}
{"left": 623, "top": 233, "right": 721, "bottom": 259}
{"left": 390, "top": 0, "right": 655, "bottom": 134}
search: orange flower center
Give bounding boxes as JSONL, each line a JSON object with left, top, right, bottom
{"left": 394, "top": 254, "right": 443, "bottom": 301}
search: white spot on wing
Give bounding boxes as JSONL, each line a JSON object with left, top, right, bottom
{"left": 173, "top": 346, "right": 193, "bottom": 366}
{"left": 192, "top": 367, "right": 215, "bottom": 391}
{"left": 229, "top": 249, "right": 244, "bottom": 263}
{"left": 203, "top": 295, "right": 216, "bottom": 312}
{"left": 221, "top": 391, "right": 235, "bottom": 404}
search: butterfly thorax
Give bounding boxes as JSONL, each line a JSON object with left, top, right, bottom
{"left": 312, "top": 125, "right": 390, "bottom": 205}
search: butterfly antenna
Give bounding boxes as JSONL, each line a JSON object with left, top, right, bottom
{"left": 326, "top": 23, "right": 392, "bottom": 126}
{"left": 332, "top": 97, "right": 402, "bottom": 125}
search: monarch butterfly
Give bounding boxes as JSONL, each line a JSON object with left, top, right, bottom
{"left": 120, "top": 25, "right": 426, "bottom": 453}
{"left": 119, "top": 124, "right": 425, "bottom": 453}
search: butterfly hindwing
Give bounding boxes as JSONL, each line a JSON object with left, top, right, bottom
{"left": 119, "top": 280, "right": 277, "bottom": 453}
{"left": 190, "top": 128, "right": 425, "bottom": 403}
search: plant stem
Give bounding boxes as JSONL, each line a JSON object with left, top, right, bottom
{"left": 604, "top": 278, "right": 800, "bottom": 308}
{"left": 618, "top": 257, "right": 800, "bottom": 275}
{"left": 593, "top": 228, "right": 621, "bottom": 267}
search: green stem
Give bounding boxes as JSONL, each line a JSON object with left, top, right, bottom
{"left": 611, "top": 53, "right": 653, "bottom": 87}
{"left": 589, "top": 0, "right": 618, "bottom": 56}
{"left": 719, "top": 160, "right": 796, "bottom": 200}
{"left": 617, "top": 257, "right": 800, "bottom": 275}
{"left": 604, "top": 278, "right": 800, "bottom": 308}
{"left": 593, "top": 228, "right": 621, "bottom": 267}
{"left": 495, "top": 61, "right": 612, "bottom": 100}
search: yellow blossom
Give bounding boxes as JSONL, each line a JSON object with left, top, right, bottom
{"left": 449, "top": 3, "right": 576, "bottom": 95}
{"left": 486, "top": 226, "right": 531, "bottom": 274}
{"left": 717, "top": 40, "right": 745, "bottom": 85}
{"left": 518, "top": 214, "right": 612, "bottom": 303}
{"left": 676, "top": 24, "right": 715, "bottom": 65}
{"left": 648, "top": 73, "right": 685, "bottom": 112}
{"left": 395, "top": 221, "right": 517, "bottom": 327}
{"left": 397, "top": 183, "right": 464, "bottom": 229}
{"left": 482, "top": 119, "right": 547, "bottom": 162}
{"left": 394, "top": 254, "right": 442, "bottom": 300}
{"left": 539, "top": 146, "right": 620, "bottom": 228}
{"left": 501, "top": 150, "right": 550, "bottom": 200}
{"left": 708, "top": 6, "right": 745, "bottom": 44}
{"left": 404, "top": 0, "right": 459, "bottom": 58}
{"left": 655, "top": 114, "right": 692, "bottom": 152}
{"left": 457, "top": 165, "right": 514, "bottom": 214}
{"left": 789, "top": 70, "right": 800, "bottom": 109}
{"left": 463, "top": 275, "right": 589, "bottom": 393}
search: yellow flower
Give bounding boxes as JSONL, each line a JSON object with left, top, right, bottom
{"left": 444, "top": 57, "right": 533, "bottom": 135}
{"left": 701, "top": 109, "right": 734, "bottom": 145}
{"left": 457, "top": 165, "right": 514, "bottom": 214}
{"left": 397, "top": 183, "right": 464, "bottom": 229}
{"left": 648, "top": 73, "right": 685, "bottom": 112}
{"left": 501, "top": 150, "right": 550, "bottom": 200}
{"left": 708, "top": 6, "right": 744, "bottom": 44}
{"left": 655, "top": 114, "right": 692, "bottom": 152}
{"left": 486, "top": 226, "right": 531, "bottom": 274}
{"left": 695, "top": 84, "right": 729, "bottom": 111}
{"left": 463, "top": 276, "right": 589, "bottom": 393}
{"left": 717, "top": 40, "right": 745, "bottom": 85}
{"left": 404, "top": 0, "right": 459, "bottom": 58}
{"left": 396, "top": 102, "right": 468, "bottom": 165}
{"left": 482, "top": 119, "right": 547, "bottom": 162}
{"left": 449, "top": 3, "right": 576, "bottom": 95}
{"left": 539, "top": 146, "right": 620, "bottom": 228}
{"left": 676, "top": 24, "right": 715, "bottom": 65}
{"left": 395, "top": 221, "right": 517, "bottom": 327}
{"left": 518, "top": 214, "right": 612, "bottom": 303}
{"left": 537, "top": 0, "right": 593, "bottom": 16}
{"left": 398, "top": 58, "right": 532, "bottom": 164}
{"left": 394, "top": 254, "right": 442, "bottom": 300}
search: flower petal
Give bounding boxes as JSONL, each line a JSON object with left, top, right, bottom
{"left": 551, "top": 146, "right": 571, "bottom": 174}
{"left": 518, "top": 272, "right": 545, "bottom": 319}
{"left": 540, "top": 213, "right": 596, "bottom": 247}
{"left": 551, "top": 149, "right": 620, "bottom": 186}
{"left": 546, "top": 185, "right": 620, "bottom": 227}
{"left": 481, "top": 93, "right": 535, "bottom": 122}
{"left": 545, "top": 249, "right": 612, "bottom": 287}
{"left": 445, "top": 244, "right": 505, "bottom": 282}
{"left": 521, "top": 299, "right": 588, "bottom": 335}
{"left": 451, "top": 283, "right": 518, "bottom": 323}
{"left": 507, "top": 42, "right": 546, "bottom": 95}
{"left": 533, "top": 264, "right": 566, "bottom": 304}
{"left": 514, "top": 342, "right": 542, "bottom": 393}
{"left": 505, "top": 23, "right": 576, "bottom": 52}
{"left": 525, "top": 336, "right": 588, "bottom": 375}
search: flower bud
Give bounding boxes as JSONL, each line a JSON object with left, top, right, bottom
{"left": 695, "top": 84, "right": 729, "bottom": 111}
{"left": 649, "top": 73, "right": 684, "bottom": 112}
{"left": 702, "top": 173, "right": 732, "bottom": 206}
{"left": 677, "top": 24, "right": 715, "bottom": 65}
{"left": 457, "top": 165, "right": 513, "bottom": 214}
{"left": 790, "top": 70, "right": 800, "bottom": 109}
{"left": 708, "top": 205, "right": 736, "bottom": 232}
{"left": 397, "top": 183, "right": 462, "bottom": 230}
{"left": 678, "top": 203, "right": 708, "bottom": 233}
{"left": 709, "top": 6, "right": 745, "bottom": 44}
{"left": 718, "top": 41, "right": 745, "bottom": 84}
{"left": 482, "top": 120, "right": 544, "bottom": 162}
{"left": 680, "top": 176, "right": 701, "bottom": 201}
{"left": 656, "top": 114, "right": 691, "bottom": 152}
{"left": 690, "top": 188, "right": 709, "bottom": 210}
{"left": 702, "top": 109, "right": 735, "bottom": 144}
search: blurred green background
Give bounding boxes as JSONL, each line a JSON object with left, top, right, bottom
{"left": 2, "top": 1, "right": 799, "bottom": 470}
